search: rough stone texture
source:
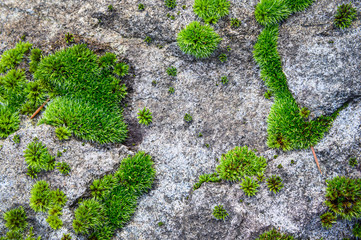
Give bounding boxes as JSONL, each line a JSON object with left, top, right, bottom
{"left": 0, "top": 0, "right": 361, "bottom": 239}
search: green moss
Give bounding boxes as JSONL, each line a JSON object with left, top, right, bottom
{"left": 349, "top": 157, "right": 358, "bottom": 168}
{"left": 55, "top": 126, "right": 72, "bottom": 140}
{"left": 21, "top": 81, "right": 47, "bottom": 116}
{"left": 177, "top": 21, "right": 221, "bottom": 59}
{"left": 73, "top": 152, "right": 156, "bottom": 239}
{"left": 277, "top": 164, "right": 283, "bottom": 169}
{"left": 158, "top": 221, "right": 164, "bottom": 227}
{"left": 184, "top": 113, "right": 193, "bottom": 123}
{"left": 144, "top": 36, "right": 152, "bottom": 43}
{"left": 24, "top": 139, "right": 55, "bottom": 173}
{"left": 64, "top": 33, "right": 74, "bottom": 44}
{"left": 334, "top": 3, "right": 357, "bottom": 29}
{"left": 220, "top": 76, "right": 228, "bottom": 85}
{"left": 193, "top": 0, "right": 230, "bottom": 24}
{"left": 30, "top": 181, "right": 51, "bottom": 212}
{"left": 230, "top": 18, "right": 241, "bottom": 28}
{"left": 167, "top": 66, "right": 177, "bottom": 77}
{"left": 50, "top": 189, "right": 67, "bottom": 207}
{"left": 138, "top": 3, "right": 145, "bottom": 11}
{"left": 320, "top": 212, "right": 336, "bottom": 229}
{"left": 257, "top": 172, "right": 265, "bottom": 182}
{"left": 165, "top": 0, "right": 176, "bottom": 9}
{"left": 285, "top": 0, "right": 313, "bottom": 13}
{"left": 168, "top": 87, "right": 175, "bottom": 94}
{"left": 255, "top": 229, "right": 294, "bottom": 240}
{"left": 108, "top": 5, "right": 114, "bottom": 12}
{"left": 35, "top": 44, "right": 128, "bottom": 144}
{"left": 114, "top": 62, "right": 129, "bottom": 77}
{"left": 253, "top": 24, "right": 345, "bottom": 151}
{"left": 324, "top": 176, "right": 361, "bottom": 220}
{"left": 218, "top": 53, "right": 227, "bottom": 63}
{"left": 48, "top": 205, "right": 62, "bottom": 216}
{"left": 266, "top": 175, "right": 284, "bottom": 193}
{"left": 264, "top": 90, "right": 273, "bottom": 99}
{"left": 193, "top": 173, "right": 221, "bottom": 190}
{"left": 137, "top": 107, "right": 153, "bottom": 126}
{"left": 29, "top": 48, "right": 42, "bottom": 73}
{"left": 353, "top": 223, "right": 361, "bottom": 238}
{"left": 46, "top": 215, "right": 63, "bottom": 230}
{"left": 56, "top": 161, "right": 71, "bottom": 175}
{"left": 240, "top": 176, "right": 259, "bottom": 196}
{"left": 61, "top": 233, "right": 72, "bottom": 240}
{"left": 216, "top": 146, "right": 267, "bottom": 182}
{"left": 13, "top": 134, "right": 20, "bottom": 144}
{"left": 0, "top": 41, "right": 32, "bottom": 73}
{"left": 3, "top": 207, "right": 28, "bottom": 231}
{"left": 254, "top": 0, "right": 291, "bottom": 26}
{"left": 212, "top": 205, "right": 228, "bottom": 220}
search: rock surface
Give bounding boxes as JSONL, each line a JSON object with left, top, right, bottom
{"left": 0, "top": 0, "right": 360, "bottom": 239}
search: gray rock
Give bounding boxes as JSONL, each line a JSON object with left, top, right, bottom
{"left": 0, "top": 0, "right": 360, "bottom": 239}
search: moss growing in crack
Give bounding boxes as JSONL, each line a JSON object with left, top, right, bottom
{"left": 324, "top": 176, "right": 361, "bottom": 220}
{"left": 184, "top": 113, "right": 193, "bottom": 123}
{"left": 266, "top": 175, "right": 284, "bottom": 193}
{"left": 230, "top": 18, "right": 241, "bottom": 28}
{"left": 334, "top": 3, "right": 357, "bottom": 29}
{"left": 255, "top": 228, "right": 294, "bottom": 240}
{"left": 216, "top": 146, "right": 267, "bottom": 182}
{"left": 137, "top": 107, "right": 153, "bottom": 126}
{"left": 73, "top": 152, "right": 155, "bottom": 239}
{"left": 320, "top": 212, "right": 336, "bottom": 229}
{"left": 240, "top": 176, "right": 259, "bottom": 197}
{"left": 3, "top": 207, "right": 28, "bottom": 231}
{"left": 212, "top": 205, "right": 228, "bottom": 220}
{"left": 193, "top": 0, "right": 230, "bottom": 24}
{"left": 177, "top": 21, "right": 221, "bottom": 59}
{"left": 36, "top": 44, "right": 128, "bottom": 144}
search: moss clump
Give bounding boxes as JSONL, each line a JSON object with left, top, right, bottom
{"left": 254, "top": 0, "right": 291, "bottom": 26}
{"left": 218, "top": 53, "right": 227, "bottom": 63}
{"left": 320, "top": 212, "right": 336, "bottom": 229}
{"left": 230, "top": 18, "right": 241, "bottom": 28}
{"left": 240, "top": 176, "right": 259, "bottom": 197}
{"left": 353, "top": 223, "right": 361, "bottom": 238}
{"left": 55, "top": 126, "right": 72, "bottom": 140}
{"left": 165, "top": 0, "right": 176, "bottom": 9}
{"left": 193, "top": 173, "right": 221, "bottom": 190}
{"left": 56, "top": 161, "right": 71, "bottom": 175}
{"left": 137, "top": 107, "right": 153, "bottom": 126}
{"left": 334, "top": 3, "right": 357, "bottom": 29}
{"left": 216, "top": 146, "right": 267, "bottom": 182}
{"left": 324, "top": 176, "right": 361, "bottom": 220}
{"left": 177, "top": 21, "right": 221, "bottom": 59}
{"left": 73, "top": 152, "right": 156, "bottom": 239}
{"left": 24, "top": 139, "right": 55, "bottom": 174}
{"left": 167, "top": 66, "right": 177, "bottom": 77}
{"left": 253, "top": 24, "right": 346, "bottom": 151}
{"left": 3, "top": 207, "right": 28, "bottom": 231}
{"left": 193, "top": 0, "right": 230, "bottom": 24}
{"left": 255, "top": 228, "right": 294, "bottom": 240}
{"left": 46, "top": 215, "right": 63, "bottom": 230}
{"left": 266, "top": 175, "right": 284, "bottom": 193}
{"left": 0, "top": 41, "right": 32, "bottom": 73}
{"left": 29, "top": 48, "right": 42, "bottom": 73}
{"left": 212, "top": 205, "right": 228, "bottom": 220}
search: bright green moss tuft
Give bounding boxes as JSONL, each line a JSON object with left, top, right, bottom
{"left": 216, "top": 146, "right": 267, "bottom": 182}
{"left": 30, "top": 181, "right": 51, "bottom": 212}
{"left": 0, "top": 41, "right": 32, "bottom": 73}
{"left": 168, "top": 87, "right": 175, "bottom": 94}
{"left": 254, "top": 0, "right": 291, "bottom": 26}
{"left": 48, "top": 205, "right": 63, "bottom": 216}
{"left": 167, "top": 66, "right": 177, "bottom": 77}
{"left": 3, "top": 207, "right": 28, "bottom": 231}
{"left": 218, "top": 53, "right": 227, "bottom": 63}
{"left": 212, "top": 205, "right": 228, "bottom": 220}
{"left": 193, "top": 173, "right": 221, "bottom": 190}
{"left": 98, "top": 53, "right": 117, "bottom": 68}
{"left": 177, "top": 21, "right": 221, "bottom": 59}
{"left": 61, "top": 233, "right": 72, "bottom": 240}
{"left": 285, "top": 0, "right": 313, "bottom": 13}
{"left": 240, "top": 176, "right": 259, "bottom": 197}
{"left": 24, "top": 139, "right": 55, "bottom": 173}
{"left": 0, "top": 105, "right": 20, "bottom": 139}
{"left": 50, "top": 189, "right": 68, "bottom": 207}
{"left": 137, "top": 107, "right": 153, "bottom": 126}
{"left": 165, "top": 0, "right": 177, "bottom": 9}
{"left": 266, "top": 175, "right": 284, "bottom": 193}
{"left": 29, "top": 48, "right": 42, "bottom": 73}
{"left": 35, "top": 44, "right": 128, "bottom": 144}
{"left": 193, "top": 0, "right": 230, "bottom": 24}
{"left": 184, "top": 113, "right": 193, "bottom": 123}
{"left": 255, "top": 229, "right": 294, "bottom": 240}
{"left": 138, "top": 3, "right": 145, "bottom": 11}
{"left": 320, "top": 212, "right": 336, "bottom": 229}
{"left": 56, "top": 161, "right": 71, "bottom": 175}
{"left": 55, "top": 126, "right": 72, "bottom": 140}
{"left": 46, "top": 215, "right": 63, "bottom": 230}
{"left": 334, "top": 3, "right": 357, "bottom": 29}
{"left": 73, "top": 152, "right": 155, "bottom": 239}
{"left": 114, "top": 62, "right": 129, "bottom": 77}
{"left": 324, "top": 176, "right": 361, "bottom": 220}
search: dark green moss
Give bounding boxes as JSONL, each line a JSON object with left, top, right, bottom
{"left": 212, "top": 205, "right": 228, "bottom": 220}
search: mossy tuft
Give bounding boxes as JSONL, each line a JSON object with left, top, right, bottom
{"left": 266, "top": 175, "right": 284, "bottom": 193}
{"left": 212, "top": 205, "right": 228, "bottom": 220}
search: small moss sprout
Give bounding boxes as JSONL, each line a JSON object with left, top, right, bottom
{"left": 266, "top": 175, "right": 284, "bottom": 193}
{"left": 56, "top": 162, "right": 71, "bottom": 175}
{"left": 230, "top": 18, "right": 241, "bottom": 28}
{"left": 334, "top": 3, "right": 357, "bottom": 29}
{"left": 184, "top": 113, "right": 193, "bottom": 123}
{"left": 193, "top": 0, "right": 230, "bottom": 24}
{"left": 221, "top": 76, "right": 228, "bottom": 85}
{"left": 55, "top": 126, "right": 72, "bottom": 140}
{"left": 240, "top": 176, "right": 259, "bottom": 197}
{"left": 218, "top": 53, "right": 227, "bottom": 63}
{"left": 138, "top": 3, "right": 145, "bottom": 11}
{"left": 320, "top": 212, "right": 336, "bottom": 229}
{"left": 137, "top": 107, "right": 153, "bottom": 126}
{"left": 165, "top": 0, "right": 177, "bottom": 9}
{"left": 212, "top": 205, "right": 228, "bottom": 220}
{"left": 3, "top": 206, "right": 28, "bottom": 231}
{"left": 167, "top": 66, "right": 177, "bottom": 77}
